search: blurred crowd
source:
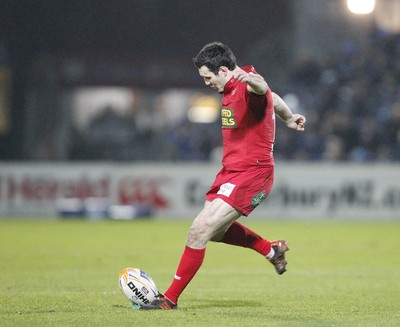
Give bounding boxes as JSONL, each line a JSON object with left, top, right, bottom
{"left": 70, "top": 28, "right": 400, "bottom": 162}
{"left": 275, "top": 28, "right": 400, "bottom": 162}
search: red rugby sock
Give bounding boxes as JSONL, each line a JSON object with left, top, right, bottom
{"left": 164, "top": 246, "right": 206, "bottom": 304}
{"left": 218, "top": 221, "right": 271, "bottom": 256}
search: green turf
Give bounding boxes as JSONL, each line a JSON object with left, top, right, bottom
{"left": 0, "top": 218, "right": 399, "bottom": 326}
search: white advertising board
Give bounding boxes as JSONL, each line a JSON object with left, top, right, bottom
{"left": 0, "top": 163, "right": 398, "bottom": 219}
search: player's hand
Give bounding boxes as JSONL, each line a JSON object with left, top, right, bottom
{"left": 286, "top": 114, "right": 306, "bottom": 131}
{"left": 233, "top": 67, "right": 268, "bottom": 95}
{"left": 233, "top": 67, "right": 252, "bottom": 83}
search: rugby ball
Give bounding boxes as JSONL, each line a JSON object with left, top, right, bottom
{"left": 118, "top": 267, "right": 158, "bottom": 306}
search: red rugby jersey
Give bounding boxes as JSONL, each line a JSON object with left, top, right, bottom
{"left": 220, "top": 65, "right": 275, "bottom": 170}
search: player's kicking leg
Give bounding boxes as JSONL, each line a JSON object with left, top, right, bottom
{"left": 267, "top": 240, "right": 289, "bottom": 275}
{"left": 213, "top": 220, "right": 289, "bottom": 275}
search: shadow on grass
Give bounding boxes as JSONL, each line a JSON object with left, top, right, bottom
{"left": 188, "top": 299, "right": 263, "bottom": 309}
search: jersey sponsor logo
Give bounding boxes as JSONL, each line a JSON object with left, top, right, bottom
{"left": 221, "top": 108, "right": 237, "bottom": 128}
{"left": 252, "top": 190, "right": 266, "bottom": 208}
{"left": 217, "top": 182, "right": 236, "bottom": 197}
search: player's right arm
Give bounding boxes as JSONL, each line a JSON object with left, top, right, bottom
{"left": 232, "top": 67, "right": 268, "bottom": 95}
{"left": 272, "top": 92, "right": 306, "bottom": 131}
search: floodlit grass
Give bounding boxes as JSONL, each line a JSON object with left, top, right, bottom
{"left": 0, "top": 218, "right": 399, "bottom": 326}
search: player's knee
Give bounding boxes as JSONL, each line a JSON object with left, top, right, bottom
{"left": 187, "top": 222, "right": 212, "bottom": 248}
{"left": 210, "top": 230, "right": 225, "bottom": 242}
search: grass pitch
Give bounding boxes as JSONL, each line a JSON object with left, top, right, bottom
{"left": 0, "top": 218, "right": 399, "bottom": 327}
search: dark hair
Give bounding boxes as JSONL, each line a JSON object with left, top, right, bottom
{"left": 193, "top": 42, "right": 237, "bottom": 74}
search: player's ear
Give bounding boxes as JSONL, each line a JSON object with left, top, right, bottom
{"left": 218, "top": 66, "right": 229, "bottom": 77}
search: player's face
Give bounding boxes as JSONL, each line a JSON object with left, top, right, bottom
{"left": 198, "top": 66, "right": 226, "bottom": 94}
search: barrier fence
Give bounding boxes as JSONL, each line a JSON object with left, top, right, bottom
{"left": 0, "top": 163, "right": 399, "bottom": 219}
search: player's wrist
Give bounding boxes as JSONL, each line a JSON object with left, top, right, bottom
{"left": 285, "top": 116, "right": 295, "bottom": 125}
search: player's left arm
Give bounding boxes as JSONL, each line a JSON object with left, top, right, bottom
{"left": 233, "top": 67, "right": 268, "bottom": 95}
{"left": 273, "top": 92, "right": 306, "bottom": 131}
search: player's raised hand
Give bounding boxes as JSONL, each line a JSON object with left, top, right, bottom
{"left": 233, "top": 67, "right": 268, "bottom": 95}
{"left": 232, "top": 67, "right": 252, "bottom": 83}
{"left": 286, "top": 114, "right": 306, "bottom": 131}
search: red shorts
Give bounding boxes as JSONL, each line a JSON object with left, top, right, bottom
{"left": 206, "top": 166, "right": 274, "bottom": 216}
